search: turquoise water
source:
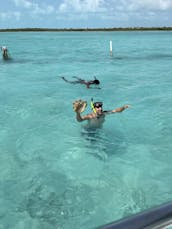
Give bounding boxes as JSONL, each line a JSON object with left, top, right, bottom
{"left": 0, "top": 31, "right": 172, "bottom": 229}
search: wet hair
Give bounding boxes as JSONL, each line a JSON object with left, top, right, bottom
{"left": 93, "top": 79, "right": 100, "bottom": 84}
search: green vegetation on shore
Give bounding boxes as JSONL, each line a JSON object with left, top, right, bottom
{"left": 0, "top": 27, "right": 172, "bottom": 32}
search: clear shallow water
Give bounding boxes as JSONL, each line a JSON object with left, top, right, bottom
{"left": 0, "top": 31, "right": 172, "bottom": 229}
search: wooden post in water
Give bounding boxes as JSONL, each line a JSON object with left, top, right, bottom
{"left": 110, "top": 40, "right": 113, "bottom": 56}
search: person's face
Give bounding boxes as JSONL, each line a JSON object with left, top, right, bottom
{"left": 94, "top": 104, "right": 103, "bottom": 114}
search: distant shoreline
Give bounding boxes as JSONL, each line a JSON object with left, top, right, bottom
{"left": 0, "top": 27, "right": 172, "bottom": 32}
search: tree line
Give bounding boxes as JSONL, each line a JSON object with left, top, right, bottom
{"left": 0, "top": 27, "right": 172, "bottom": 32}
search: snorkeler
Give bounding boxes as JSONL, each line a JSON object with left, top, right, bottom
{"left": 73, "top": 99, "right": 130, "bottom": 129}
{"left": 61, "top": 76, "right": 100, "bottom": 89}
{"left": 1, "top": 46, "right": 9, "bottom": 59}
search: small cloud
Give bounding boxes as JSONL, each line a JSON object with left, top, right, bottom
{"left": 13, "top": 0, "right": 32, "bottom": 9}
{"left": 0, "top": 12, "right": 9, "bottom": 20}
{"left": 0, "top": 11, "right": 21, "bottom": 21}
{"left": 46, "top": 5, "right": 54, "bottom": 14}
{"left": 32, "top": 5, "right": 54, "bottom": 15}
{"left": 13, "top": 12, "right": 21, "bottom": 20}
{"left": 59, "top": 0, "right": 106, "bottom": 13}
{"left": 127, "top": 0, "right": 172, "bottom": 11}
{"left": 13, "top": 0, "right": 54, "bottom": 15}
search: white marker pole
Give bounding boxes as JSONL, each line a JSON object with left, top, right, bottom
{"left": 110, "top": 40, "right": 113, "bottom": 56}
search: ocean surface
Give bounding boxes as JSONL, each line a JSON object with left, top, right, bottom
{"left": 0, "top": 31, "right": 172, "bottom": 229}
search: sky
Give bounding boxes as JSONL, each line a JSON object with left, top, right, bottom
{"left": 0, "top": 0, "right": 172, "bottom": 29}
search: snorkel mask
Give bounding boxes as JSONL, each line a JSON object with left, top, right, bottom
{"left": 91, "top": 98, "right": 103, "bottom": 113}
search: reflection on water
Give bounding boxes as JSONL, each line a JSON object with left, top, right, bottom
{"left": 1, "top": 50, "right": 172, "bottom": 66}
{"left": 17, "top": 172, "right": 95, "bottom": 228}
{"left": 81, "top": 125, "right": 127, "bottom": 161}
{"left": 110, "top": 53, "right": 172, "bottom": 62}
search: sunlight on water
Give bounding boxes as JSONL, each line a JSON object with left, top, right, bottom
{"left": 0, "top": 31, "right": 172, "bottom": 229}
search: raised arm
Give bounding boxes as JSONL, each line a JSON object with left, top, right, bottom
{"left": 104, "top": 105, "right": 130, "bottom": 115}
{"left": 74, "top": 102, "right": 94, "bottom": 122}
{"left": 61, "top": 76, "right": 78, "bottom": 84}
{"left": 61, "top": 76, "right": 68, "bottom": 82}
{"left": 76, "top": 111, "right": 94, "bottom": 122}
{"left": 112, "top": 105, "right": 130, "bottom": 113}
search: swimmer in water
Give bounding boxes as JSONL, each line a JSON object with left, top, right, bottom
{"left": 74, "top": 99, "right": 130, "bottom": 129}
{"left": 1, "top": 46, "right": 9, "bottom": 59}
{"left": 61, "top": 76, "right": 100, "bottom": 89}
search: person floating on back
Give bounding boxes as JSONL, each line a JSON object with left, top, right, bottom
{"left": 1, "top": 46, "right": 9, "bottom": 60}
{"left": 61, "top": 76, "right": 100, "bottom": 89}
{"left": 73, "top": 98, "right": 130, "bottom": 129}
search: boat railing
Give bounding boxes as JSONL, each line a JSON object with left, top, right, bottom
{"left": 97, "top": 201, "right": 172, "bottom": 229}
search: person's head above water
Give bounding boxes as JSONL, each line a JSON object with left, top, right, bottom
{"left": 92, "top": 102, "right": 103, "bottom": 115}
{"left": 93, "top": 102, "right": 103, "bottom": 108}
{"left": 92, "top": 76, "right": 100, "bottom": 85}
{"left": 93, "top": 79, "right": 100, "bottom": 85}
{"left": 90, "top": 100, "right": 103, "bottom": 114}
